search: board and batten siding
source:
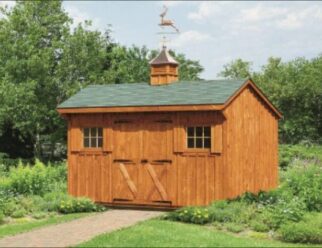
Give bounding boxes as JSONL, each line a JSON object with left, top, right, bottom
{"left": 66, "top": 85, "right": 278, "bottom": 207}
{"left": 223, "top": 85, "right": 279, "bottom": 199}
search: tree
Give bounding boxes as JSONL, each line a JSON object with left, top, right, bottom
{"left": 218, "top": 59, "right": 252, "bottom": 79}
{"left": 0, "top": 1, "right": 204, "bottom": 160}
{"left": 220, "top": 56, "right": 322, "bottom": 144}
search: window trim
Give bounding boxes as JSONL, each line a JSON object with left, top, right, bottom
{"left": 82, "top": 127, "right": 103, "bottom": 149}
{"left": 186, "top": 126, "right": 211, "bottom": 150}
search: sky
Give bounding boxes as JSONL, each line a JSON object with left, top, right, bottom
{"left": 1, "top": 1, "right": 322, "bottom": 79}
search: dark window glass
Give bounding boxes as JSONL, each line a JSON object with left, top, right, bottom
{"left": 83, "top": 127, "right": 103, "bottom": 148}
{"left": 84, "top": 128, "right": 90, "bottom": 137}
{"left": 196, "top": 138, "right": 203, "bottom": 148}
{"left": 204, "top": 127, "right": 211, "bottom": 137}
{"left": 196, "top": 126, "right": 203, "bottom": 136}
{"left": 187, "top": 127, "right": 195, "bottom": 137}
{"left": 84, "top": 138, "right": 90, "bottom": 148}
{"left": 204, "top": 138, "right": 211, "bottom": 148}
{"left": 98, "top": 128, "right": 103, "bottom": 137}
{"left": 188, "top": 138, "right": 195, "bottom": 148}
{"left": 90, "top": 128, "right": 97, "bottom": 136}
{"left": 97, "top": 138, "right": 103, "bottom": 147}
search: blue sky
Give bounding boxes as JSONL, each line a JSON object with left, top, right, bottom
{"left": 2, "top": 1, "right": 322, "bottom": 79}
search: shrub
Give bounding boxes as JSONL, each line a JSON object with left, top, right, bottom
{"left": 209, "top": 201, "right": 255, "bottom": 224}
{"left": 58, "top": 197, "right": 105, "bottom": 214}
{"left": 0, "top": 211, "right": 4, "bottom": 224}
{"left": 11, "top": 209, "right": 27, "bottom": 218}
{"left": 166, "top": 207, "right": 210, "bottom": 225}
{"left": 279, "top": 222, "right": 322, "bottom": 244}
{"left": 250, "top": 220, "right": 270, "bottom": 232}
{"left": 32, "top": 212, "right": 48, "bottom": 219}
{"left": 224, "top": 222, "right": 244, "bottom": 233}
{"left": 279, "top": 163, "right": 322, "bottom": 211}
{"left": 9, "top": 160, "right": 51, "bottom": 195}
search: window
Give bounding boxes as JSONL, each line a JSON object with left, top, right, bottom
{"left": 187, "top": 126, "right": 211, "bottom": 149}
{"left": 83, "top": 127, "right": 103, "bottom": 148}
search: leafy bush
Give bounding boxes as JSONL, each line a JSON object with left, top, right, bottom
{"left": 58, "top": 197, "right": 105, "bottom": 214}
{"left": 9, "top": 160, "right": 51, "bottom": 195}
{"left": 224, "top": 222, "right": 244, "bottom": 233}
{"left": 279, "top": 163, "right": 322, "bottom": 211}
{"left": 32, "top": 212, "right": 48, "bottom": 219}
{"left": 278, "top": 213, "right": 322, "bottom": 244}
{"left": 11, "top": 209, "right": 27, "bottom": 218}
{"left": 0, "top": 211, "right": 4, "bottom": 224}
{"left": 209, "top": 201, "right": 255, "bottom": 224}
{"left": 5, "top": 160, "right": 66, "bottom": 196}
{"left": 250, "top": 220, "right": 270, "bottom": 232}
{"left": 166, "top": 207, "right": 210, "bottom": 225}
{"left": 279, "top": 219, "right": 322, "bottom": 244}
{"left": 279, "top": 144, "right": 322, "bottom": 168}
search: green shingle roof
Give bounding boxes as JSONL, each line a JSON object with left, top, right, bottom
{"left": 58, "top": 79, "right": 247, "bottom": 109}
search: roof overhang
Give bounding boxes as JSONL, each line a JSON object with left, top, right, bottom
{"left": 57, "top": 104, "right": 225, "bottom": 115}
{"left": 57, "top": 78, "right": 282, "bottom": 119}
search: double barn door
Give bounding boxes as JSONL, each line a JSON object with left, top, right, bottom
{"left": 112, "top": 114, "right": 173, "bottom": 205}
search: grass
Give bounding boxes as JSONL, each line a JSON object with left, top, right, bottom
{"left": 78, "top": 219, "right": 318, "bottom": 247}
{"left": 0, "top": 213, "right": 91, "bottom": 239}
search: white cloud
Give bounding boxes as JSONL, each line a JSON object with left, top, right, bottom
{"left": 188, "top": 2, "right": 223, "bottom": 21}
{"left": 65, "top": 5, "right": 102, "bottom": 31}
{"left": 239, "top": 5, "right": 287, "bottom": 23}
{"left": 0, "top": 0, "right": 15, "bottom": 8}
{"left": 171, "top": 30, "right": 212, "bottom": 48}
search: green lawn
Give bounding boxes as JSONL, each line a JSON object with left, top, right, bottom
{"left": 78, "top": 219, "right": 317, "bottom": 247}
{"left": 0, "top": 213, "right": 91, "bottom": 239}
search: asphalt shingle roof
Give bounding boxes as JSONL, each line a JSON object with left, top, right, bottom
{"left": 58, "top": 79, "right": 247, "bottom": 109}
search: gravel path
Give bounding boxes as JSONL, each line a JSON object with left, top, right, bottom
{"left": 0, "top": 209, "right": 163, "bottom": 247}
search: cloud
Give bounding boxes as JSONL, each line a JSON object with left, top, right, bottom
{"left": 238, "top": 5, "right": 287, "bottom": 23}
{"left": 171, "top": 30, "right": 212, "bottom": 48}
{"left": 188, "top": 2, "right": 224, "bottom": 21}
{"left": 0, "top": 0, "right": 15, "bottom": 8}
{"left": 65, "top": 5, "right": 102, "bottom": 31}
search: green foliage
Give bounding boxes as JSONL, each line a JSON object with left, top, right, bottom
{"left": 218, "top": 59, "right": 252, "bottom": 79}
{"left": 0, "top": 1, "right": 204, "bottom": 161}
{"left": 279, "top": 144, "right": 322, "bottom": 168}
{"left": 209, "top": 201, "right": 256, "bottom": 224}
{"left": 31, "top": 212, "right": 48, "bottom": 220}
{"left": 224, "top": 222, "right": 244, "bottom": 233}
{"left": 11, "top": 209, "right": 27, "bottom": 219}
{"left": 250, "top": 220, "right": 270, "bottom": 233}
{"left": 279, "top": 163, "right": 322, "bottom": 211}
{"left": 166, "top": 207, "right": 210, "bottom": 225}
{"left": 278, "top": 214, "right": 322, "bottom": 244}
{"left": 219, "top": 57, "right": 322, "bottom": 144}
{"left": 58, "top": 197, "right": 105, "bottom": 214}
{"left": 0, "top": 211, "right": 4, "bottom": 224}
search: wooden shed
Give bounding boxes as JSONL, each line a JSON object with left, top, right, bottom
{"left": 57, "top": 46, "right": 282, "bottom": 208}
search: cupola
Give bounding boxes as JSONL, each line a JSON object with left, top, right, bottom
{"left": 149, "top": 46, "right": 179, "bottom": 85}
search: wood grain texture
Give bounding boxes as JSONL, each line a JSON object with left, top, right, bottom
{"left": 66, "top": 88, "right": 279, "bottom": 207}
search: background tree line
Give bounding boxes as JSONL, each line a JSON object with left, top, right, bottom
{"left": 0, "top": 1, "right": 321, "bottom": 161}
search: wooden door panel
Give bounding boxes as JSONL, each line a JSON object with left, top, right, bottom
{"left": 112, "top": 162, "right": 138, "bottom": 201}
{"left": 139, "top": 162, "right": 169, "bottom": 202}
{"left": 143, "top": 117, "right": 173, "bottom": 160}
{"left": 113, "top": 119, "right": 142, "bottom": 160}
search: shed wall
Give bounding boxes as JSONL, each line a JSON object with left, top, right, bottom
{"left": 66, "top": 90, "right": 279, "bottom": 207}
{"left": 223, "top": 85, "right": 279, "bottom": 199}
